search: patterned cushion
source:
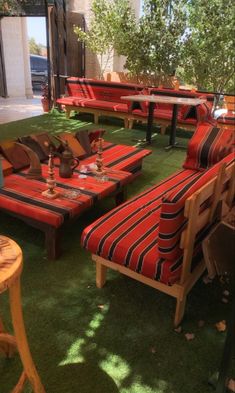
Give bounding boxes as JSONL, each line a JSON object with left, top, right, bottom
{"left": 0, "top": 140, "right": 30, "bottom": 171}
{"left": 75, "top": 130, "right": 92, "bottom": 156}
{"left": 82, "top": 168, "right": 200, "bottom": 285}
{"left": 158, "top": 152, "right": 235, "bottom": 260}
{"left": 183, "top": 123, "right": 234, "bottom": 171}
{"left": 18, "top": 135, "right": 48, "bottom": 161}
{"left": 31, "top": 133, "right": 56, "bottom": 156}
{"left": 0, "top": 154, "right": 13, "bottom": 176}
{"left": 88, "top": 129, "right": 106, "bottom": 144}
{"left": 58, "top": 132, "right": 86, "bottom": 158}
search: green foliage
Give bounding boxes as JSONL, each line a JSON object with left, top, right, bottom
{"left": 28, "top": 37, "right": 43, "bottom": 55}
{"left": 181, "top": 0, "right": 235, "bottom": 93}
{"left": 124, "top": 0, "right": 187, "bottom": 83}
{"left": 74, "top": 0, "right": 137, "bottom": 78}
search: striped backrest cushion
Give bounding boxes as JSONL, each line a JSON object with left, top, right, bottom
{"left": 183, "top": 123, "right": 234, "bottom": 171}
{"left": 158, "top": 152, "right": 235, "bottom": 260}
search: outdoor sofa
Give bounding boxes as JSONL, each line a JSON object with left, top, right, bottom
{"left": 0, "top": 130, "right": 151, "bottom": 259}
{"left": 56, "top": 77, "right": 215, "bottom": 132}
{"left": 81, "top": 123, "right": 235, "bottom": 326}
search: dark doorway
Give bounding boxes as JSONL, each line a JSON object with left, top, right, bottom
{"left": 0, "top": 1, "right": 85, "bottom": 103}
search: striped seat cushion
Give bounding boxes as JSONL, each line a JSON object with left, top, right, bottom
{"left": 158, "top": 153, "right": 235, "bottom": 260}
{"left": 183, "top": 123, "right": 234, "bottom": 171}
{"left": 82, "top": 168, "right": 203, "bottom": 285}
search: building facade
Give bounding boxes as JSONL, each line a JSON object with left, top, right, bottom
{"left": 0, "top": 0, "right": 141, "bottom": 98}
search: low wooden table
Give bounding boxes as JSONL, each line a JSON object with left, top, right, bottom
{"left": 121, "top": 94, "right": 206, "bottom": 147}
{"left": 0, "top": 165, "right": 132, "bottom": 259}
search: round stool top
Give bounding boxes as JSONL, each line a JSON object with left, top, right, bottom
{"left": 0, "top": 236, "right": 22, "bottom": 294}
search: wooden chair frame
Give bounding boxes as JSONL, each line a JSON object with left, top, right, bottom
{"left": 92, "top": 160, "right": 235, "bottom": 326}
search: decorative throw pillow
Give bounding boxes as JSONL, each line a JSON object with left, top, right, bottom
{"left": 183, "top": 123, "right": 234, "bottom": 171}
{"left": 75, "top": 130, "right": 92, "bottom": 156}
{"left": 0, "top": 154, "right": 13, "bottom": 176}
{"left": 58, "top": 132, "right": 87, "bottom": 158}
{"left": 31, "top": 133, "right": 56, "bottom": 156}
{"left": 88, "top": 129, "right": 106, "bottom": 144}
{"left": 18, "top": 136, "right": 48, "bottom": 161}
{"left": 0, "top": 140, "right": 30, "bottom": 171}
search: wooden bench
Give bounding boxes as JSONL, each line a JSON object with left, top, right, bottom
{"left": 81, "top": 124, "right": 235, "bottom": 326}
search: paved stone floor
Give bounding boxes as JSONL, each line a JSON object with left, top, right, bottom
{"left": 0, "top": 95, "right": 43, "bottom": 124}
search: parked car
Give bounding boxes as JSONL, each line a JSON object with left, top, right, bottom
{"left": 30, "top": 54, "right": 48, "bottom": 85}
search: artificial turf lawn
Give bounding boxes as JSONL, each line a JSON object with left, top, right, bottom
{"left": 0, "top": 111, "right": 233, "bottom": 393}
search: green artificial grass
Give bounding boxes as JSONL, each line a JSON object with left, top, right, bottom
{"left": 0, "top": 111, "right": 233, "bottom": 393}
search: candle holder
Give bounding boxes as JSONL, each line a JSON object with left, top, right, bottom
{"left": 94, "top": 137, "right": 107, "bottom": 182}
{"left": 42, "top": 150, "right": 60, "bottom": 199}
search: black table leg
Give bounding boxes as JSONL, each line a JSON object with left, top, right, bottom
{"left": 146, "top": 102, "right": 155, "bottom": 144}
{"left": 165, "top": 104, "right": 179, "bottom": 150}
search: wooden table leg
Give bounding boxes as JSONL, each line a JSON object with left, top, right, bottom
{"left": 9, "top": 277, "right": 45, "bottom": 393}
{"left": 45, "top": 226, "right": 61, "bottom": 260}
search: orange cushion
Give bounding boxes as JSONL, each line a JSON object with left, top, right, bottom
{"left": 0, "top": 140, "right": 30, "bottom": 171}
{"left": 0, "top": 154, "right": 13, "bottom": 176}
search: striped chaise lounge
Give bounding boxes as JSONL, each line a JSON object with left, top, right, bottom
{"left": 0, "top": 131, "right": 151, "bottom": 259}
{"left": 81, "top": 123, "right": 235, "bottom": 326}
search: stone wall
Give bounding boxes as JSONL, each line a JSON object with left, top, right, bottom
{"left": 1, "top": 18, "right": 32, "bottom": 98}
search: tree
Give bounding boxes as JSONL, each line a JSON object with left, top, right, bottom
{"left": 28, "top": 37, "right": 43, "bottom": 55}
{"left": 74, "top": 0, "right": 137, "bottom": 78}
{"left": 181, "top": 0, "right": 235, "bottom": 94}
{"left": 123, "top": 0, "right": 187, "bottom": 84}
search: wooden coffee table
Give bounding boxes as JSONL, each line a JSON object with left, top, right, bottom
{"left": 0, "top": 165, "right": 132, "bottom": 259}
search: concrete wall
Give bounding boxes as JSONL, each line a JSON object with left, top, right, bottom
{"left": 1, "top": 17, "right": 33, "bottom": 98}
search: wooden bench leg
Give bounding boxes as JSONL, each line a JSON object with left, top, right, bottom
{"left": 160, "top": 125, "right": 167, "bottom": 135}
{"left": 96, "top": 261, "right": 107, "bottom": 288}
{"left": 65, "top": 107, "right": 72, "bottom": 119}
{"left": 124, "top": 118, "right": 129, "bottom": 129}
{"left": 94, "top": 113, "right": 99, "bottom": 124}
{"left": 128, "top": 119, "right": 133, "bottom": 129}
{"left": 9, "top": 277, "right": 45, "bottom": 393}
{"left": 174, "top": 295, "right": 187, "bottom": 327}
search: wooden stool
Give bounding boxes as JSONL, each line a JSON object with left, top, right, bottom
{"left": 0, "top": 235, "right": 45, "bottom": 393}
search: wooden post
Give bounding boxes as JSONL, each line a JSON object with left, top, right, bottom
{"left": 96, "top": 261, "right": 107, "bottom": 288}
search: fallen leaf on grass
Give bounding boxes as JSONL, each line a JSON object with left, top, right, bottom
{"left": 198, "top": 320, "right": 205, "bottom": 328}
{"left": 150, "top": 347, "right": 156, "bottom": 354}
{"left": 215, "top": 320, "right": 226, "bottom": 332}
{"left": 185, "top": 333, "right": 195, "bottom": 341}
{"left": 222, "top": 297, "right": 229, "bottom": 304}
{"left": 203, "top": 275, "right": 213, "bottom": 284}
{"left": 98, "top": 304, "right": 104, "bottom": 309}
{"left": 174, "top": 326, "right": 183, "bottom": 333}
{"left": 228, "top": 379, "right": 235, "bottom": 392}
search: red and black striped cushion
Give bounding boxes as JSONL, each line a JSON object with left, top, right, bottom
{"left": 183, "top": 123, "right": 234, "bottom": 171}
{"left": 82, "top": 168, "right": 202, "bottom": 285}
{"left": 217, "top": 111, "right": 235, "bottom": 125}
{"left": 158, "top": 152, "right": 235, "bottom": 260}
